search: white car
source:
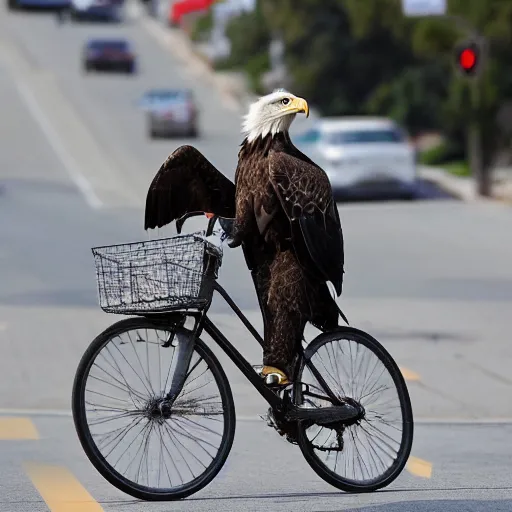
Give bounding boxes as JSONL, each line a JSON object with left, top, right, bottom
{"left": 292, "top": 117, "right": 418, "bottom": 200}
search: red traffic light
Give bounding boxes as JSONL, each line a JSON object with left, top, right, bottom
{"left": 459, "top": 48, "right": 477, "bottom": 70}
{"left": 456, "top": 41, "right": 481, "bottom": 76}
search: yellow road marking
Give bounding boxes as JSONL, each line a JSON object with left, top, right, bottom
{"left": 407, "top": 456, "right": 432, "bottom": 478}
{"left": 24, "top": 463, "right": 104, "bottom": 512}
{"left": 399, "top": 366, "right": 421, "bottom": 381}
{"left": 0, "top": 417, "right": 39, "bottom": 440}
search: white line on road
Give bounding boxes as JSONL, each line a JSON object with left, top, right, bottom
{"left": 15, "top": 81, "right": 103, "bottom": 210}
{"left": 3, "top": 408, "right": 512, "bottom": 425}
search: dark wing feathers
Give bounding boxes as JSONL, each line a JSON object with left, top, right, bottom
{"left": 144, "top": 145, "right": 236, "bottom": 230}
{"left": 268, "top": 151, "right": 344, "bottom": 295}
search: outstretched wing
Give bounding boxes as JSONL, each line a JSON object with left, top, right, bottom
{"left": 144, "top": 145, "right": 236, "bottom": 230}
{"left": 268, "top": 151, "right": 344, "bottom": 296}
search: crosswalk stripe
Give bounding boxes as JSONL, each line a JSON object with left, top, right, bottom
{"left": 0, "top": 417, "right": 39, "bottom": 440}
{"left": 400, "top": 366, "right": 421, "bottom": 381}
{"left": 406, "top": 456, "right": 433, "bottom": 478}
{"left": 24, "top": 463, "right": 104, "bottom": 512}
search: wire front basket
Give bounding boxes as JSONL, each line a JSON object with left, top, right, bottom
{"left": 92, "top": 232, "right": 223, "bottom": 315}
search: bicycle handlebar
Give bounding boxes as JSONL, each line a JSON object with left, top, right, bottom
{"left": 177, "top": 212, "right": 233, "bottom": 239}
{"left": 205, "top": 214, "right": 218, "bottom": 237}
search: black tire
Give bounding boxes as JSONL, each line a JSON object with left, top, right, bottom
{"left": 295, "top": 327, "right": 414, "bottom": 493}
{"left": 72, "top": 317, "right": 236, "bottom": 501}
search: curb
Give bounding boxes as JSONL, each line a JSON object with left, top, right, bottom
{"left": 418, "top": 166, "right": 512, "bottom": 204}
{"left": 418, "top": 166, "right": 478, "bottom": 201}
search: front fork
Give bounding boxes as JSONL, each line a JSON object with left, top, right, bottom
{"left": 163, "top": 316, "right": 203, "bottom": 405}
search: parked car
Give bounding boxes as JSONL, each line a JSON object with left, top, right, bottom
{"left": 139, "top": 89, "right": 199, "bottom": 138}
{"left": 293, "top": 117, "right": 418, "bottom": 200}
{"left": 8, "top": 0, "right": 69, "bottom": 10}
{"left": 83, "top": 39, "right": 136, "bottom": 74}
{"left": 70, "top": 0, "right": 123, "bottom": 21}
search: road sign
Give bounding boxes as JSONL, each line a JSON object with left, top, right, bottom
{"left": 401, "top": 0, "right": 446, "bottom": 16}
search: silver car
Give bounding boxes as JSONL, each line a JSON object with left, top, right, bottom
{"left": 139, "top": 89, "right": 199, "bottom": 139}
{"left": 293, "top": 117, "right": 418, "bottom": 200}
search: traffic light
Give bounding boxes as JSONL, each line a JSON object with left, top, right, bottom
{"left": 455, "top": 40, "right": 481, "bottom": 77}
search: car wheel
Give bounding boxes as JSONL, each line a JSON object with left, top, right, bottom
{"left": 8, "top": 0, "right": 18, "bottom": 10}
{"left": 188, "top": 126, "right": 198, "bottom": 138}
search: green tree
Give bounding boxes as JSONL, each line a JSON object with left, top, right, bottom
{"left": 215, "top": 2, "right": 272, "bottom": 94}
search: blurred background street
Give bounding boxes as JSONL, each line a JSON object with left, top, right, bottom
{"left": 0, "top": 0, "right": 511, "bottom": 510}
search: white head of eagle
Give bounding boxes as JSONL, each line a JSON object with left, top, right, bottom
{"left": 242, "top": 89, "right": 309, "bottom": 143}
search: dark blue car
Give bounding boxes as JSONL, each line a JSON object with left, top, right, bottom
{"left": 8, "top": 0, "right": 69, "bottom": 11}
{"left": 83, "top": 39, "right": 136, "bottom": 74}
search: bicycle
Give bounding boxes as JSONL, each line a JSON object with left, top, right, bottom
{"left": 72, "top": 213, "right": 414, "bottom": 501}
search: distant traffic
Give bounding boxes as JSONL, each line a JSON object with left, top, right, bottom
{"left": 6, "top": 0, "right": 201, "bottom": 143}
{"left": 4, "top": 0, "right": 419, "bottom": 199}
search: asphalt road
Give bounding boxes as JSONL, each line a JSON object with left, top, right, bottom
{"left": 0, "top": 2, "right": 512, "bottom": 511}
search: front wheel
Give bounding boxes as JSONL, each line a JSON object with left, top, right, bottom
{"left": 72, "top": 317, "right": 236, "bottom": 501}
{"left": 295, "top": 327, "right": 414, "bottom": 493}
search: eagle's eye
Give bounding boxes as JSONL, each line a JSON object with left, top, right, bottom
{"left": 281, "top": 98, "right": 290, "bottom": 105}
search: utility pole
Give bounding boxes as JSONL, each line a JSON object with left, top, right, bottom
{"left": 454, "top": 35, "right": 490, "bottom": 196}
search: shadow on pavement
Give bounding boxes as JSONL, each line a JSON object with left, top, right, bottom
{"left": 335, "top": 178, "right": 457, "bottom": 205}
{"left": 111, "top": 493, "right": 512, "bottom": 511}
{"left": 353, "top": 499, "right": 512, "bottom": 511}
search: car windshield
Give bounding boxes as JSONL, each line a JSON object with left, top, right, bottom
{"left": 294, "top": 128, "right": 321, "bottom": 144}
{"left": 91, "top": 41, "right": 128, "bottom": 51}
{"left": 325, "top": 128, "right": 405, "bottom": 144}
{"left": 145, "top": 90, "right": 190, "bottom": 105}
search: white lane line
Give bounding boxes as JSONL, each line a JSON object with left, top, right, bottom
{"left": 15, "top": 80, "right": 103, "bottom": 210}
{"left": 3, "top": 408, "right": 512, "bottom": 424}
{"left": 0, "top": 408, "right": 261, "bottom": 421}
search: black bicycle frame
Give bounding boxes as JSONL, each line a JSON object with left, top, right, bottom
{"left": 163, "top": 214, "right": 348, "bottom": 415}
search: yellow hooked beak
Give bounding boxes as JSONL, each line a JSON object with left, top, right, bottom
{"left": 284, "top": 96, "right": 309, "bottom": 118}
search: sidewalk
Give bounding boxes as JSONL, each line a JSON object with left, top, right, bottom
{"left": 419, "top": 166, "right": 512, "bottom": 203}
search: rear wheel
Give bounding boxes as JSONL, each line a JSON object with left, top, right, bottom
{"left": 72, "top": 317, "right": 236, "bottom": 501}
{"left": 295, "top": 327, "right": 413, "bottom": 493}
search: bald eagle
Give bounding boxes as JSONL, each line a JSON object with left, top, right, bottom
{"left": 144, "top": 89, "right": 346, "bottom": 385}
